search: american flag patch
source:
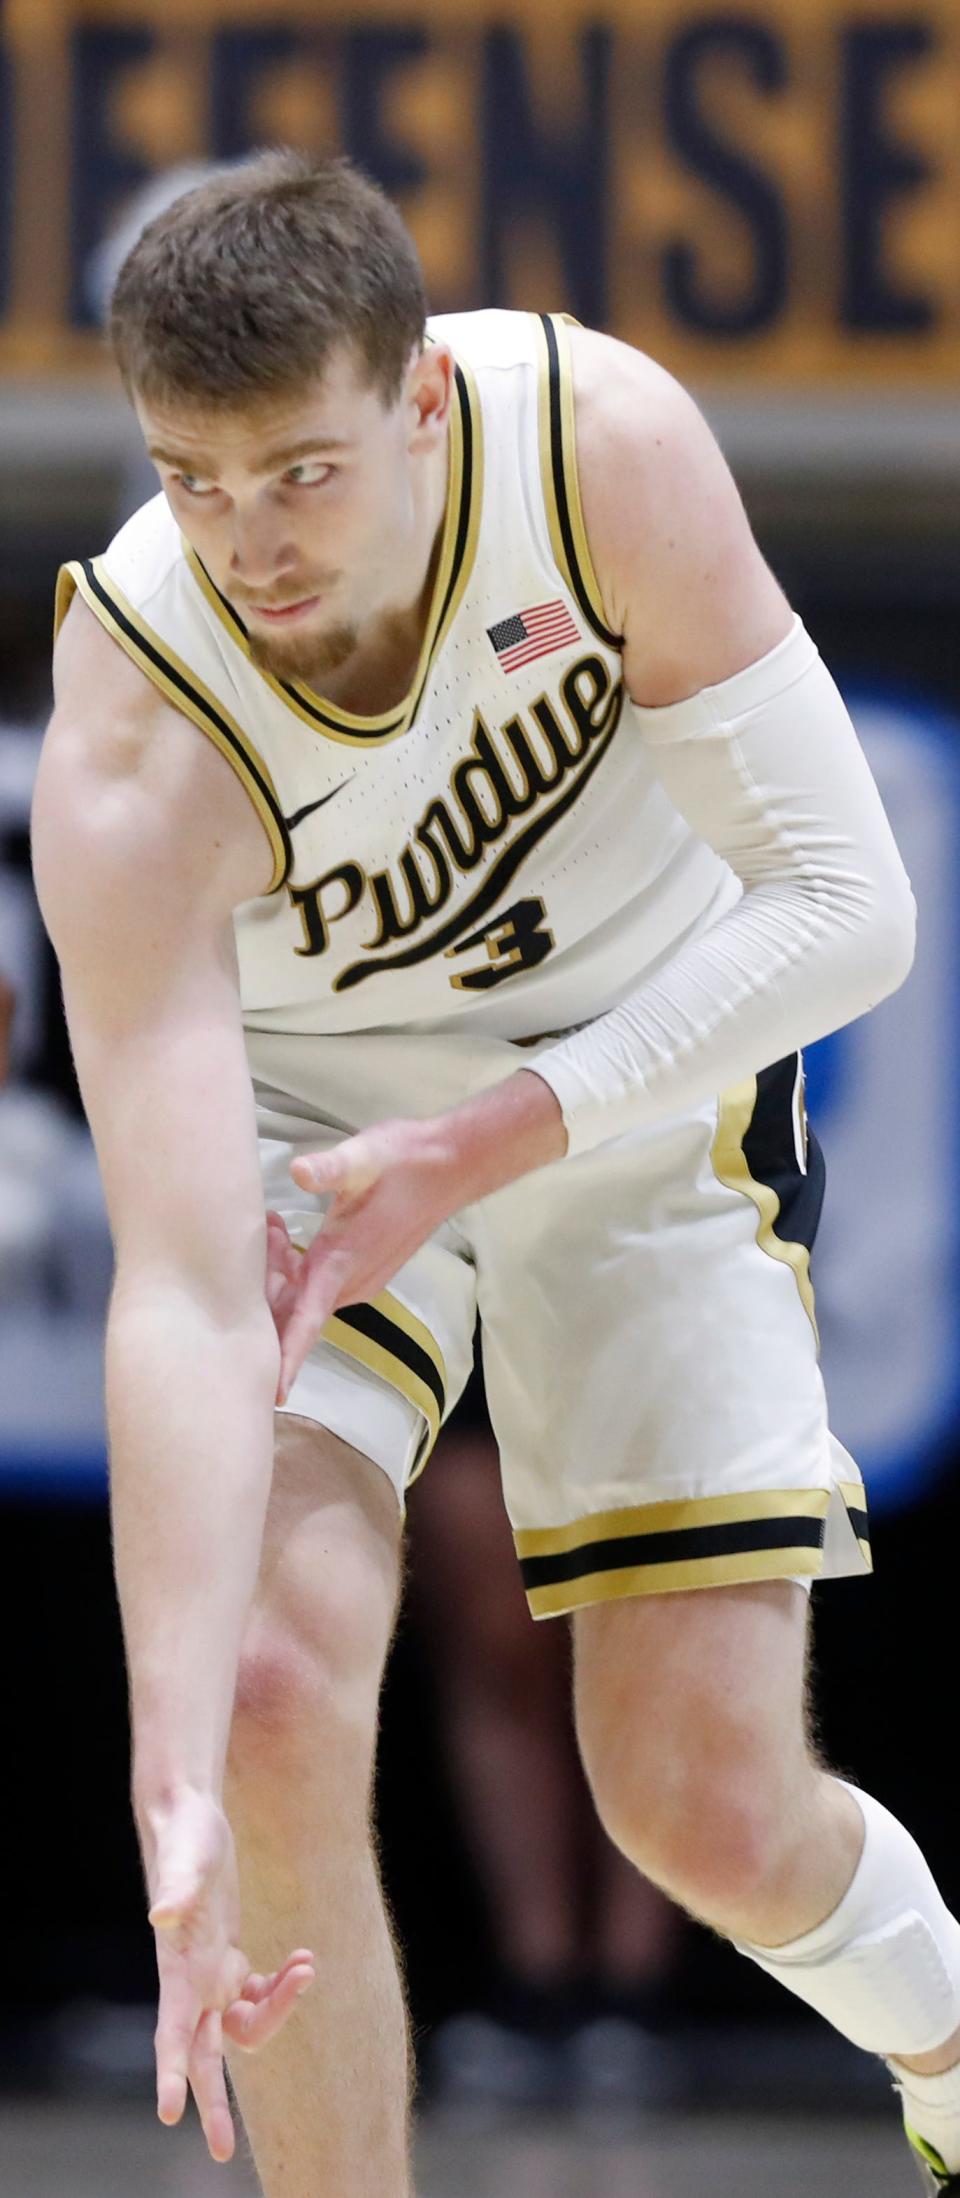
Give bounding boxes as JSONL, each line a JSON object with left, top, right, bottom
{"left": 487, "top": 599, "right": 580, "bottom": 674}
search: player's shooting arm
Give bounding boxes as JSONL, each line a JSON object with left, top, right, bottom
{"left": 32, "top": 599, "right": 279, "bottom": 1841}
{"left": 523, "top": 327, "right": 917, "bottom": 1154}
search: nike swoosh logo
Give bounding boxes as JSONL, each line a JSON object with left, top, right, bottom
{"left": 285, "top": 777, "right": 354, "bottom": 831}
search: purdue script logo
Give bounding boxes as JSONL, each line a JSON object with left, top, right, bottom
{"left": 287, "top": 652, "right": 624, "bottom": 992}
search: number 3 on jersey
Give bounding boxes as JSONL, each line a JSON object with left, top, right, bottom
{"left": 445, "top": 897, "right": 556, "bottom": 992}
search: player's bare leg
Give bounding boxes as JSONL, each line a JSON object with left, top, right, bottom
{"left": 224, "top": 1416, "right": 412, "bottom": 2198}
{"left": 413, "top": 1427, "right": 584, "bottom": 1990}
{"left": 575, "top": 1582, "right": 861, "bottom": 1941}
{"left": 574, "top": 1580, "right": 960, "bottom": 2183}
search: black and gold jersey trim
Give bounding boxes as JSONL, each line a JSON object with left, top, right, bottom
{"left": 712, "top": 1054, "right": 823, "bottom": 1342}
{"left": 535, "top": 312, "right": 622, "bottom": 652}
{"left": 55, "top": 558, "right": 291, "bottom": 891}
{"left": 323, "top": 1288, "right": 447, "bottom": 1475}
{"left": 184, "top": 355, "right": 484, "bottom": 749}
{"left": 515, "top": 1488, "right": 834, "bottom": 1619}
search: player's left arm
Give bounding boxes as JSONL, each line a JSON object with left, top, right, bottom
{"left": 568, "top": 324, "right": 794, "bottom": 702}
{"left": 269, "top": 329, "right": 915, "bottom": 1386}
{"left": 519, "top": 324, "right": 916, "bottom": 1153}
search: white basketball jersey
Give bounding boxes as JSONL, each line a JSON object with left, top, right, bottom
{"left": 57, "top": 310, "right": 734, "bottom": 1043}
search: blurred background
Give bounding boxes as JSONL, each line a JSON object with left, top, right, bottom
{"left": 1, "top": 2, "right": 959, "bottom": 2191}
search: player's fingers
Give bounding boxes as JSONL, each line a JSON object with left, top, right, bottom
{"left": 189, "top": 2009, "right": 235, "bottom": 2164}
{"left": 223, "top": 1959, "right": 315, "bottom": 2052}
{"left": 276, "top": 1247, "right": 353, "bottom": 1400}
{"left": 278, "top": 1305, "right": 332, "bottom": 1402}
{"left": 267, "top": 1264, "right": 300, "bottom": 1315}
{"left": 149, "top": 1851, "right": 206, "bottom": 1932}
{"left": 156, "top": 2060, "right": 189, "bottom": 2129}
{"left": 290, "top": 1136, "right": 381, "bottom": 1201}
{"left": 234, "top": 1951, "right": 316, "bottom": 2007}
{"left": 265, "top": 1212, "right": 298, "bottom": 1302}
{"left": 223, "top": 1945, "right": 256, "bottom": 2006}
{"left": 237, "top": 1972, "right": 267, "bottom": 2002}
{"left": 154, "top": 1992, "right": 194, "bottom": 2128}
{"left": 149, "top": 1889, "right": 197, "bottom": 1933}
{"left": 265, "top": 1226, "right": 286, "bottom": 1306}
{"left": 265, "top": 1211, "right": 297, "bottom": 1264}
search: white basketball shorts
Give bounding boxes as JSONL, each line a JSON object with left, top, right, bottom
{"left": 249, "top": 1026, "right": 870, "bottom": 1620}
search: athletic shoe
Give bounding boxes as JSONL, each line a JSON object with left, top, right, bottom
{"left": 906, "top": 2122, "right": 960, "bottom": 2191}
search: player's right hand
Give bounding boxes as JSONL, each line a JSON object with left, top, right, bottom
{"left": 144, "top": 1788, "right": 315, "bottom": 2162}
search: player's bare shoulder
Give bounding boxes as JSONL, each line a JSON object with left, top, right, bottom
{"left": 565, "top": 325, "right": 703, "bottom": 491}
{"left": 566, "top": 324, "right": 788, "bottom": 701}
{"left": 43, "top": 591, "right": 274, "bottom": 914}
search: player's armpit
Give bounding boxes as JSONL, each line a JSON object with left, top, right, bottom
{"left": 567, "top": 323, "right": 791, "bottom": 707}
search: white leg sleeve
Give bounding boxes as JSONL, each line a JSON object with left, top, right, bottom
{"left": 735, "top": 1782, "right": 960, "bottom": 2058}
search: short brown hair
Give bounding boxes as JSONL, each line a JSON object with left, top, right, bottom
{"left": 110, "top": 149, "right": 428, "bottom": 410}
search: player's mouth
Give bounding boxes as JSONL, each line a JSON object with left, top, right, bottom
{"left": 247, "top": 594, "right": 326, "bottom": 624}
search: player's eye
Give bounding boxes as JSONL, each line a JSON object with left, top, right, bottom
{"left": 173, "top": 473, "right": 219, "bottom": 499}
{"left": 283, "top": 461, "right": 335, "bottom": 488}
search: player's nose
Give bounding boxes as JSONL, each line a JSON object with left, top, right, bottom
{"left": 228, "top": 511, "right": 298, "bottom": 589}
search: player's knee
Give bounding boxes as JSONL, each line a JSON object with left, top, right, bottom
{"left": 230, "top": 1625, "right": 378, "bottom": 1805}
{"left": 662, "top": 1781, "right": 794, "bottom": 1922}
{"left": 231, "top": 1541, "right": 396, "bottom": 1788}
{"left": 583, "top": 1719, "right": 800, "bottom": 1922}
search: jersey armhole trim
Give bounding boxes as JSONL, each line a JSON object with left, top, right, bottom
{"left": 535, "top": 313, "right": 623, "bottom": 652}
{"left": 56, "top": 559, "right": 291, "bottom": 892}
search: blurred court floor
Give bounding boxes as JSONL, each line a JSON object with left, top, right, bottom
{"left": 0, "top": 2099, "right": 913, "bottom": 2197}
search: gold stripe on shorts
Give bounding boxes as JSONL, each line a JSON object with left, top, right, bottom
{"left": 515, "top": 1488, "right": 832, "bottom": 1618}
{"left": 323, "top": 1290, "right": 447, "bottom": 1476}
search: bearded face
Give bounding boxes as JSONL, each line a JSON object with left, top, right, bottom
{"left": 138, "top": 341, "right": 451, "bottom": 699}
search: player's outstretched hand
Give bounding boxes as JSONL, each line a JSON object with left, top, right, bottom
{"left": 267, "top": 1116, "right": 458, "bottom": 1403}
{"left": 145, "top": 1789, "right": 315, "bottom": 2162}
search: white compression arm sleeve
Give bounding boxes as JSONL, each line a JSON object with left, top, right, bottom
{"left": 531, "top": 618, "right": 916, "bottom": 1157}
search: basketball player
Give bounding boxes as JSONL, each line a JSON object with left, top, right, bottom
{"left": 31, "top": 153, "right": 959, "bottom": 2194}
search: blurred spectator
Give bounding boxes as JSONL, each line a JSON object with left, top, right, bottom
{"left": 410, "top": 1365, "right": 683, "bottom": 2108}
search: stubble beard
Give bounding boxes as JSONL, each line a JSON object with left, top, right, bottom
{"left": 246, "top": 618, "right": 359, "bottom": 687}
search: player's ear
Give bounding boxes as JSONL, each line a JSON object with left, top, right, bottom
{"left": 406, "top": 344, "right": 453, "bottom": 453}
